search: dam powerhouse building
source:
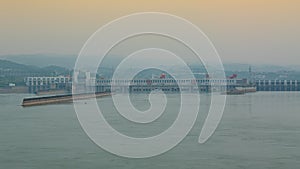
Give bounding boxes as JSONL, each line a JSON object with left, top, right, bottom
{"left": 24, "top": 72, "right": 300, "bottom": 94}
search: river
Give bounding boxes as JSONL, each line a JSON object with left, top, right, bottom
{"left": 0, "top": 92, "right": 299, "bottom": 169}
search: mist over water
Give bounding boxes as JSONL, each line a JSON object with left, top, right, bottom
{"left": 0, "top": 92, "right": 300, "bottom": 168}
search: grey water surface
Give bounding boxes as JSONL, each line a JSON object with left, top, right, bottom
{"left": 0, "top": 92, "right": 299, "bottom": 169}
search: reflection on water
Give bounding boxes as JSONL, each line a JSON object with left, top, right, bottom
{"left": 0, "top": 92, "right": 299, "bottom": 168}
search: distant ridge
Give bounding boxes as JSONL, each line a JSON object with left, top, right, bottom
{"left": 0, "top": 59, "right": 70, "bottom": 75}
{"left": 1, "top": 54, "right": 300, "bottom": 72}
{"left": 0, "top": 54, "right": 77, "bottom": 69}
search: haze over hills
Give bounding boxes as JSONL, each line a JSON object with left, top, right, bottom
{"left": 0, "top": 54, "right": 77, "bottom": 69}
{"left": 1, "top": 54, "right": 300, "bottom": 72}
{"left": 0, "top": 59, "right": 70, "bottom": 75}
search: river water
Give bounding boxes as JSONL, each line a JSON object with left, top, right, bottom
{"left": 0, "top": 92, "right": 299, "bottom": 169}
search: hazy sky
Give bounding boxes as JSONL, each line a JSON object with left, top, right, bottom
{"left": 0, "top": 0, "right": 299, "bottom": 65}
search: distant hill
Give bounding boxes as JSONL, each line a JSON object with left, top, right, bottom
{"left": 1, "top": 54, "right": 300, "bottom": 72}
{"left": 0, "top": 53, "right": 122, "bottom": 70}
{"left": 0, "top": 54, "right": 77, "bottom": 69}
{"left": 40, "top": 65, "right": 71, "bottom": 75}
{"left": 222, "top": 63, "right": 299, "bottom": 72}
{"left": 0, "top": 59, "right": 70, "bottom": 76}
{"left": 0, "top": 59, "right": 40, "bottom": 72}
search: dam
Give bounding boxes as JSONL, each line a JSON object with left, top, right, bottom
{"left": 24, "top": 73, "right": 300, "bottom": 95}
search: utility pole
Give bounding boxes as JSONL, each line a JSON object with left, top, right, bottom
{"left": 249, "top": 65, "right": 254, "bottom": 86}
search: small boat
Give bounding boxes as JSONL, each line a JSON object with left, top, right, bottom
{"left": 235, "top": 86, "right": 257, "bottom": 93}
{"left": 223, "top": 89, "right": 246, "bottom": 95}
{"left": 222, "top": 86, "right": 256, "bottom": 95}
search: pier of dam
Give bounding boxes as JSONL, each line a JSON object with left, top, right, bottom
{"left": 256, "top": 80, "right": 300, "bottom": 91}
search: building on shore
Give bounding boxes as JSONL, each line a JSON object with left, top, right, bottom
{"left": 24, "top": 76, "right": 71, "bottom": 93}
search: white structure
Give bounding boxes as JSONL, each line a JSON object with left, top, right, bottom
{"left": 8, "top": 83, "right": 16, "bottom": 87}
{"left": 25, "top": 76, "right": 71, "bottom": 86}
{"left": 25, "top": 76, "right": 71, "bottom": 93}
